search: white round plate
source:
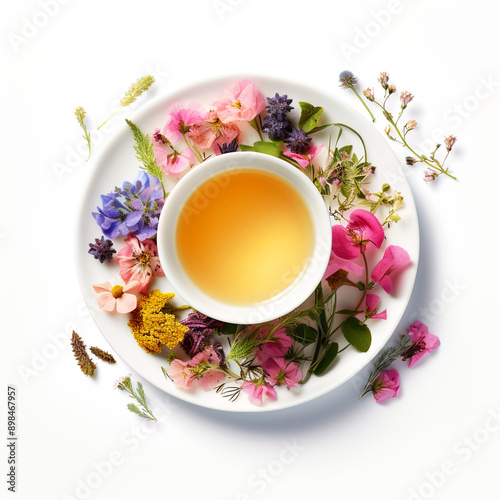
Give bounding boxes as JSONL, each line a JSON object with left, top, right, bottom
{"left": 75, "top": 75, "right": 419, "bottom": 413}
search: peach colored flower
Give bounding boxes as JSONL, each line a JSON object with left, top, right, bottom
{"left": 117, "top": 235, "right": 164, "bottom": 294}
{"left": 92, "top": 281, "right": 141, "bottom": 313}
{"left": 213, "top": 79, "right": 266, "bottom": 123}
{"left": 188, "top": 109, "right": 241, "bottom": 154}
{"left": 167, "top": 359, "right": 196, "bottom": 390}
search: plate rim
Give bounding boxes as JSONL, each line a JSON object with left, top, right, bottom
{"left": 74, "top": 73, "right": 420, "bottom": 413}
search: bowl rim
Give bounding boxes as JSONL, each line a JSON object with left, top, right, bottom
{"left": 156, "top": 151, "right": 332, "bottom": 324}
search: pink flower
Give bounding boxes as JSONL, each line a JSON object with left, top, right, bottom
{"left": 188, "top": 346, "right": 226, "bottom": 391}
{"left": 424, "top": 170, "right": 438, "bottom": 182}
{"left": 444, "top": 135, "right": 457, "bottom": 151}
{"left": 92, "top": 281, "right": 141, "bottom": 313}
{"left": 188, "top": 109, "right": 241, "bottom": 154}
{"left": 117, "top": 235, "right": 164, "bottom": 294}
{"left": 241, "top": 380, "right": 277, "bottom": 406}
{"left": 162, "top": 101, "right": 205, "bottom": 142}
{"left": 372, "top": 368, "right": 400, "bottom": 403}
{"left": 153, "top": 144, "right": 196, "bottom": 176}
{"left": 371, "top": 245, "right": 411, "bottom": 294}
{"left": 263, "top": 358, "right": 302, "bottom": 388}
{"left": 254, "top": 327, "right": 293, "bottom": 363}
{"left": 166, "top": 346, "right": 225, "bottom": 392}
{"left": 332, "top": 209, "right": 385, "bottom": 260}
{"left": 283, "top": 144, "right": 325, "bottom": 168}
{"left": 400, "top": 91, "right": 414, "bottom": 108}
{"left": 167, "top": 359, "right": 196, "bottom": 390}
{"left": 151, "top": 128, "right": 166, "bottom": 145}
{"left": 403, "top": 321, "right": 440, "bottom": 367}
{"left": 323, "top": 251, "right": 364, "bottom": 281}
{"left": 213, "top": 79, "right": 266, "bottom": 123}
{"left": 358, "top": 293, "right": 387, "bottom": 320}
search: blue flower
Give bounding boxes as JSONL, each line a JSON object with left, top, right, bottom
{"left": 92, "top": 171, "right": 164, "bottom": 241}
{"left": 339, "top": 71, "right": 358, "bottom": 89}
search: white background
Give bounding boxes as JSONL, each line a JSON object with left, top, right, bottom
{"left": 2, "top": 0, "right": 499, "bottom": 499}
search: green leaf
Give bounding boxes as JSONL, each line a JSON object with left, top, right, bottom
{"left": 339, "top": 144, "right": 353, "bottom": 155}
{"left": 341, "top": 316, "right": 372, "bottom": 352}
{"left": 253, "top": 141, "right": 282, "bottom": 157}
{"left": 335, "top": 309, "right": 364, "bottom": 315}
{"left": 290, "top": 324, "right": 318, "bottom": 345}
{"left": 269, "top": 137, "right": 284, "bottom": 147}
{"left": 239, "top": 141, "right": 282, "bottom": 157}
{"left": 313, "top": 342, "right": 339, "bottom": 375}
{"left": 298, "top": 102, "right": 324, "bottom": 133}
{"left": 307, "top": 123, "right": 333, "bottom": 134}
{"left": 136, "top": 382, "right": 147, "bottom": 406}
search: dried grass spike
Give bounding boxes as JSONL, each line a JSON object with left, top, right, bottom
{"left": 90, "top": 347, "right": 116, "bottom": 364}
{"left": 71, "top": 331, "right": 96, "bottom": 377}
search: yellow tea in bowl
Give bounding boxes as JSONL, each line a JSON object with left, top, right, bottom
{"left": 175, "top": 168, "right": 314, "bottom": 305}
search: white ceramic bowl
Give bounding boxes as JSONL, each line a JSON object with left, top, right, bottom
{"left": 156, "top": 151, "right": 332, "bottom": 324}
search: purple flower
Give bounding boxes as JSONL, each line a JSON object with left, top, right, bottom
{"left": 339, "top": 71, "right": 358, "bottom": 89}
{"left": 217, "top": 138, "right": 239, "bottom": 154}
{"left": 262, "top": 115, "right": 293, "bottom": 140}
{"left": 92, "top": 171, "right": 164, "bottom": 241}
{"left": 266, "top": 93, "right": 293, "bottom": 120}
{"left": 180, "top": 312, "right": 223, "bottom": 358}
{"left": 284, "top": 128, "right": 312, "bottom": 154}
{"left": 88, "top": 236, "right": 116, "bottom": 263}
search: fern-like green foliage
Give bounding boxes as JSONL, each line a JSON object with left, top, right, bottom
{"left": 126, "top": 119, "right": 166, "bottom": 197}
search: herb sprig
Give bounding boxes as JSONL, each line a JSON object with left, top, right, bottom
{"left": 126, "top": 119, "right": 166, "bottom": 197}
{"left": 74, "top": 107, "right": 91, "bottom": 161}
{"left": 115, "top": 375, "right": 157, "bottom": 421}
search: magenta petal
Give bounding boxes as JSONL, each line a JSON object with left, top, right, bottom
{"left": 365, "top": 293, "right": 380, "bottom": 311}
{"left": 332, "top": 225, "right": 359, "bottom": 260}
{"left": 323, "top": 251, "right": 364, "bottom": 279}
{"left": 373, "top": 368, "right": 400, "bottom": 403}
{"left": 379, "top": 275, "right": 393, "bottom": 294}
{"left": 371, "top": 245, "right": 411, "bottom": 294}
{"left": 349, "top": 209, "right": 385, "bottom": 249}
{"left": 372, "top": 309, "right": 387, "bottom": 320}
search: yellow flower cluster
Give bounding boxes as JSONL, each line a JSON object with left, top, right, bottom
{"left": 128, "top": 289, "right": 189, "bottom": 354}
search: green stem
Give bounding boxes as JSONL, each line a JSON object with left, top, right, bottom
{"left": 182, "top": 131, "right": 203, "bottom": 163}
{"left": 333, "top": 122, "right": 368, "bottom": 163}
{"left": 349, "top": 84, "right": 375, "bottom": 122}
{"left": 373, "top": 100, "right": 456, "bottom": 180}
{"left": 97, "top": 107, "right": 123, "bottom": 130}
{"left": 249, "top": 117, "right": 264, "bottom": 141}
